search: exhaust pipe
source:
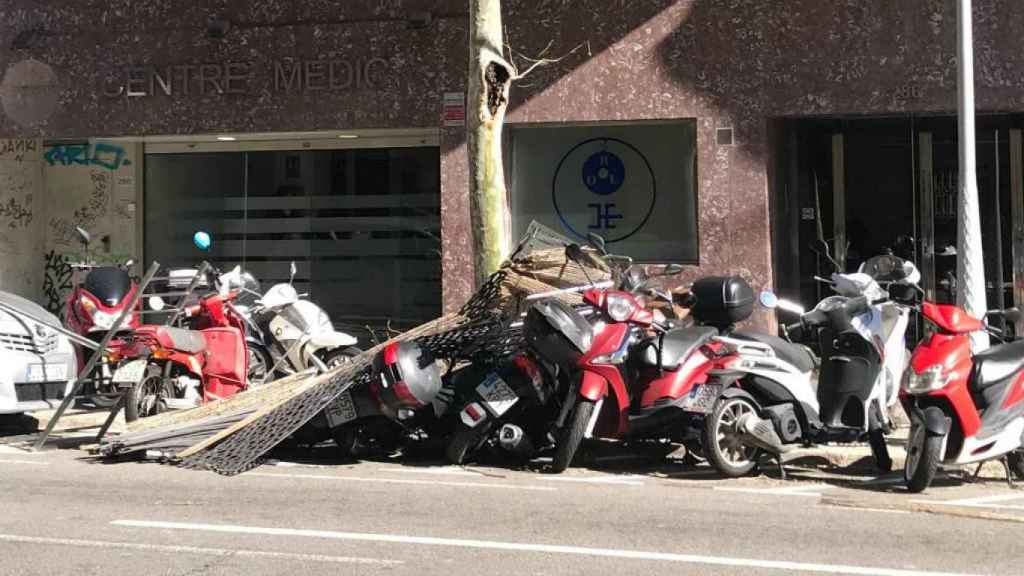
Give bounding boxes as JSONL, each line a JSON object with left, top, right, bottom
{"left": 736, "top": 413, "right": 791, "bottom": 453}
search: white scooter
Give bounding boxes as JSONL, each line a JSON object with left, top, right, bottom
{"left": 702, "top": 254, "right": 920, "bottom": 477}
{"left": 242, "top": 262, "right": 360, "bottom": 384}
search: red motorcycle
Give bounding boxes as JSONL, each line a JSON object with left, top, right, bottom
{"left": 111, "top": 283, "right": 250, "bottom": 422}
{"left": 548, "top": 237, "right": 746, "bottom": 472}
{"left": 901, "top": 298, "right": 1024, "bottom": 492}
{"left": 64, "top": 227, "right": 139, "bottom": 407}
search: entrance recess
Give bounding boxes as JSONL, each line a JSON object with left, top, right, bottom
{"left": 143, "top": 130, "right": 441, "bottom": 335}
{"left": 773, "top": 116, "right": 1022, "bottom": 336}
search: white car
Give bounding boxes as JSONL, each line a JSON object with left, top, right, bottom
{"left": 0, "top": 291, "right": 76, "bottom": 415}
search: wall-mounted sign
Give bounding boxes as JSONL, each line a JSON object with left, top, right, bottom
{"left": 511, "top": 122, "right": 698, "bottom": 263}
{"left": 443, "top": 92, "right": 465, "bottom": 127}
{"left": 102, "top": 57, "right": 389, "bottom": 98}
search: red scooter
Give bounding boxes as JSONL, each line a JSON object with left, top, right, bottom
{"left": 549, "top": 238, "right": 745, "bottom": 472}
{"left": 901, "top": 298, "right": 1024, "bottom": 492}
{"left": 111, "top": 279, "right": 250, "bottom": 422}
{"left": 64, "top": 227, "right": 139, "bottom": 407}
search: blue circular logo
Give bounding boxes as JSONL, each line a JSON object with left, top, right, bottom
{"left": 552, "top": 138, "right": 656, "bottom": 244}
{"left": 581, "top": 151, "right": 625, "bottom": 195}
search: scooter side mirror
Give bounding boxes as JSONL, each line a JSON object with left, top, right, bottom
{"left": 148, "top": 296, "right": 166, "bottom": 311}
{"left": 586, "top": 232, "right": 607, "bottom": 255}
{"left": 759, "top": 290, "right": 779, "bottom": 309}
{"left": 76, "top": 226, "right": 91, "bottom": 246}
{"left": 124, "top": 259, "right": 134, "bottom": 269}
{"left": 289, "top": 261, "right": 297, "bottom": 285}
{"left": 662, "top": 263, "right": 684, "bottom": 276}
{"left": 565, "top": 244, "right": 585, "bottom": 263}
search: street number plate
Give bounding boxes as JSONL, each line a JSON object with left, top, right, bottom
{"left": 324, "top": 391, "right": 358, "bottom": 427}
{"left": 26, "top": 363, "right": 67, "bottom": 383}
{"left": 112, "top": 359, "right": 147, "bottom": 385}
{"left": 680, "top": 383, "right": 722, "bottom": 414}
{"left": 476, "top": 372, "right": 518, "bottom": 416}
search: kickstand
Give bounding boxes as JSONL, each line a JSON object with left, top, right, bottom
{"left": 758, "top": 453, "right": 787, "bottom": 480}
{"left": 1000, "top": 456, "right": 1017, "bottom": 489}
{"left": 967, "top": 462, "right": 985, "bottom": 483}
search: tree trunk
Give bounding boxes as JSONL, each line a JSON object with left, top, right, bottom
{"left": 467, "top": 0, "right": 513, "bottom": 285}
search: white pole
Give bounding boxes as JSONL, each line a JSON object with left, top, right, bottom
{"left": 956, "top": 0, "right": 989, "bottom": 349}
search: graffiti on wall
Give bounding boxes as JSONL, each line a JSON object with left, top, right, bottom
{"left": 0, "top": 195, "right": 33, "bottom": 228}
{"left": 43, "top": 142, "right": 131, "bottom": 170}
{"left": 0, "top": 138, "right": 38, "bottom": 162}
{"left": 48, "top": 171, "right": 112, "bottom": 247}
{"left": 42, "top": 249, "right": 72, "bottom": 317}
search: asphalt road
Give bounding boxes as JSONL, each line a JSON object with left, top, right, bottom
{"left": 2, "top": 437, "right": 1023, "bottom": 576}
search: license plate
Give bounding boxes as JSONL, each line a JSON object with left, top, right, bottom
{"left": 680, "top": 383, "right": 722, "bottom": 414}
{"left": 26, "top": 363, "right": 67, "bottom": 383}
{"left": 324, "top": 391, "right": 358, "bottom": 427}
{"left": 112, "top": 359, "right": 148, "bottom": 385}
{"left": 476, "top": 372, "right": 518, "bottom": 417}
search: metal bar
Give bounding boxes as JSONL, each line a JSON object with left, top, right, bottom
{"left": 32, "top": 261, "right": 160, "bottom": 451}
{"left": 832, "top": 133, "right": 846, "bottom": 270}
{"left": 1010, "top": 129, "right": 1024, "bottom": 335}
{"left": 94, "top": 393, "right": 126, "bottom": 441}
{"left": 919, "top": 132, "right": 936, "bottom": 301}
{"left": 166, "top": 261, "right": 211, "bottom": 327}
{"left": 994, "top": 129, "right": 1005, "bottom": 324}
{"left": 0, "top": 301, "right": 102, "bottom": 351}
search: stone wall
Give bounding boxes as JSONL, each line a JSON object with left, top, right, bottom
{"left": 1, "top": 1, "right": 1023, "bottom": 321}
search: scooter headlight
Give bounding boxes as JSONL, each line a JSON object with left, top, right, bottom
{"left": 902, "top": 364, "right": 950, "bottom": 394}
{"left": 90, "top": 309, "right": 117, "bottom": 331}
{"left": 606, "top": 293, "right": 637, "bottom": 322}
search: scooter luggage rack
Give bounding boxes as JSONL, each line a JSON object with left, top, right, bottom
{"left": 712, "top": 335, "right": 777, "bottom": 359}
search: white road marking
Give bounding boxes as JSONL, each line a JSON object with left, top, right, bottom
{"left": 714, "top": 484, "right": 830, "bottom": 498}
{"left": 248, "top": 472, "right": 556, "bottom": 492}
{"left": 382, "top": 467, "right": 487, "bottom": 477}
{"left": 823, "top": 505, "right": 910, "bottom": 515}
{"left": 0, "top": 533, "right": 402, "bottom": 566}
{"left": 112, "top": 519, "right": 982, "bottom": 576}
{"left": 911, "top": 493, "right": 1024, "bottom": 511}
{"left": 0, "top": 446, "right": 44, "bottom": 455}
{"left": 0, "top": 459, "right": 48, "bottom": 465}
{"left": 539, "top": 474, "right": 644, "bottom": 486}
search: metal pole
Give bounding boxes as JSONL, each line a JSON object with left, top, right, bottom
{"left": 956, "top": 0, "right": 989, "bottom": 349}
{"left": 32, "top": 261, "right": 161, "bottom": 451}
{"left": 994, "top": 129, "right": 1005, "bottom": 324}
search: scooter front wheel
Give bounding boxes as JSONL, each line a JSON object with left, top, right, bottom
{"left": 904, "top": 423, "right": 943, "bottom": 493}
{"left": 705, "top": 396, "right": 760, "bottom": 477}
{"left": 551, "top": 399, "right": 595, "bottom": 473}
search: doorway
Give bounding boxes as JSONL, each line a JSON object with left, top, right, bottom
{"left": 773, "top": 115, "right": 1023, "bottom": 334}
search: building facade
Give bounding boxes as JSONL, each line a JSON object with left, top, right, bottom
{"left": 1, "top": 0, "right": 1023, "bottom": 332}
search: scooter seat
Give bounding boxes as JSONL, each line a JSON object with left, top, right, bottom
{"left": 157, "top": 326, "right": 207, "bottom": 353}
{"left": 640, "top": 326, "right": 717, "bottom": 370}
{"left": 733, "top": 331, "right": 816, "bottom": 373}
{"left": 971, "top": 340, "right": 1024, "bottom": 392}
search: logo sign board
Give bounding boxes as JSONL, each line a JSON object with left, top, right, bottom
{"left": 511, "top": 122, "right": 698, "bottom": 262}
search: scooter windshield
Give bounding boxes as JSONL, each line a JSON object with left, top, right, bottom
{"left": 84, "top": 267, "right": 131, "bottom": 307}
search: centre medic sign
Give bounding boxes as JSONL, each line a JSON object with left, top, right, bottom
{"left": 102, "top": 57, "right": 389, "bottom": 98}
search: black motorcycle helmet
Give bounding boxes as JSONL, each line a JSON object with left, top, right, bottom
{"left": 372, "top": 341, "right": 442, "bottom": 413}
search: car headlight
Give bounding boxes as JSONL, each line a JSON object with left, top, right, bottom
{"left": 606, "top": 293, "right": 637, "bottom": 322}
{"left": 902, "top": 364, "right": 950, "bottom": 393}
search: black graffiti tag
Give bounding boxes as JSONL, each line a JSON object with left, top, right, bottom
{"left": 42, "top": 249, "right": 73, "bottom": 318}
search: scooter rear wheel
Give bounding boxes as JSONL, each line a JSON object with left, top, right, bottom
{"left": 705, "top": 396, "right": 760, "bottom": 477}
